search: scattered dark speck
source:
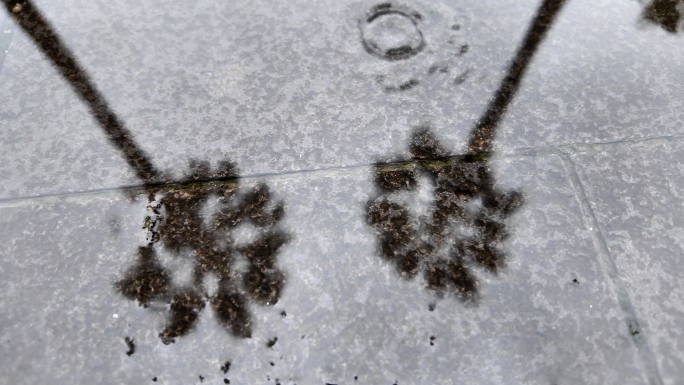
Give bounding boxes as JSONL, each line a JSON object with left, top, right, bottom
{"left": 573, "top": 278, "right": 579, "bottom": 284}
{"left": 280, "top": 311, "right": 287, "bottom": 318}
{"left": 270, "top": 361, "right": 275, "bottom": 366}
{"left": 454, "top": 70, "right": 470, "bottom": 85}
{"left": 224, "top": 379, "right": 230, "bottom": 384}
{"left": 459, "top": 44, "right": 469, "bottom": 55}
{"left": 199, "top": 375, "right": 204, "bottom": 382}
{"left": 452, "top": 24, "right": 460, "bottom": 30}
{"left": 267, "top": 337, "right": 278, "bottom": 348}
{"left": 221, "top": 360, "right": 231, "bottom": 374}
{"left": 124, "top": 337, "right": 135, "bottom": 356}
{"left": 355, "top": 376, "right": 358, "bottom": 381}
{"left": 385, "top": 78, "right": 419, "bottom": 92}
{"left": 428, "top": 302, "right": 436, "bottom": 311}
{"left": 152, "top": 377, "right": 157, "bottom": 382}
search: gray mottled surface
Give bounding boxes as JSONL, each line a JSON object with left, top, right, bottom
{"left": 1, "top": 0, "right": 683, "bottom": 383}
{"left": 0, "top": 153, "right": 648, "bottom": 384}
{"left": 0, "top": 0, "right": 539, "bottom": 198}
{"left": 498, "top": 0, "right": 684, "bottom": 152}
{"left": 573, "top": 139, "right": 684, "bottom": 385}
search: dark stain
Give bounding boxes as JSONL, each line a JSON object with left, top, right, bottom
{"left": 152, "top": 377, "right": 157, "bottom": 382}
{"left": 124, "top": 337, "right": 135, "bottom": 356}
{"left": 428, "top": 64, "right": 449, "bottom": 75}
{"left": 270, "top": 361, "right": 275, "bottom": 366}
{"left": 458, "top": 44, "right": 469, "bottom": 56}
{"left": 428, "top": 302, "right": 436, "bottom": 311}
{"left": 643, "top": 0, "right": 681, "bottom": 33}
{"left": 572, "top": 278, "right": 579, "bottom": 284}
{"left": 115, "top": 161, "right": 289, "bottom": 343}
{"left": 224, "top": 379, "right": 230, "bottom": 384}
{"left": 355, "top": 376, "right": 358, "bottom": 381}
{"left": 199, "top": 375, "right": 204, "bottom": 382}
{"left": 366, "top": 128, "right": 523, "bottom": 302}
{"left": 452, "top": 24, "right": 461, "bottom": 30}
{"left": 453, "top": 70, "right": 470, "bottom": 86}
{"left": 385, "top": 79, "right": 419, "bottom": 92}
{"left": 221, "top": 360, "right": 231, "bottom": 374}
{"left": 267, "top": 337, "right": 278, "bottom": 348}
{"left": 280, "top": 310, "right": 287, "bottom": 317}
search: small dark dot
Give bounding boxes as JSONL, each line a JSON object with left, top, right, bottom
{"left": 281, "top": 311, "right": 287, "bottom": 317}
{"left": 573, "top": 278, "right": 579, "bottom": 284}
{"left": 267, "top": 337, "right": 278, "bottom": 348}
{"left": 221, "top": 360, "right": 231, "bottom": 374}
{"left": 428, "top": 303, "right": 436, "bottom": 311}
{"left": 429, "top": 335, "right": 435, "bottom": 340}
{"left": 152, "top": 377, "right": 157, "bottom": 382}
{"left": 355, "top": 376, "right": 358, "bottom": 380}
{"left": 199, "top": 375, "right": 204, "bottom": 382}
{"left": 224, "top": 379, "right": 230, "bottom": 384}
{"left": 270, "top": 361, "right": 275, "bottom": 366}
{"left": 452, "top": 24, "right": 460, "bottom": 30}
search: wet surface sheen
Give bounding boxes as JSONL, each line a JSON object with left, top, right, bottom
{"left": 1, "top": 0, "right": 684, "bottom": 384}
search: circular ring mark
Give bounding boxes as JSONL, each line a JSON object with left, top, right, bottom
{"left": 360, "top": 3, "right": 426, "bottom": 61}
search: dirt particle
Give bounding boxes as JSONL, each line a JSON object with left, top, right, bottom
{"left": 199, "top": 375, "right": 204, "bottom": 382}
{"left": 221, "top": 360, "right": 231, "bottom": 374}
{"left": 280, "top": 311, "right": 287, "bottom": 318}
{"left": 270, "top": 361, "right": 275, "bottom": 366}
{"left": 124, "top": 337, "right": 135, "bottom": 356}
{"left": 573, "top": 278, "right": 579, "bottom": 284}
{"left": 224, "top": 379, "right": 230, "bottom": 384}
{"left": 266, "top": 337, "right": 278, "bottom": 348}
{"left": 152, "top": 377, "right": 157, "bottom": 382}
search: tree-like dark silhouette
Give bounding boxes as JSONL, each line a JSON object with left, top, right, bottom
{"left": 365, "top": 0, "right": 568, "bottom": 301}
{"left": 366, "top": 128, "right": 522, "bottom": 301}
{"left": 642, "top": 0, "right": 682, "bottom": 33}
{"left": 116, "top": 161, "right": 288, "bottom": 343}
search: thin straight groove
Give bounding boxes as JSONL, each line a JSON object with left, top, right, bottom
{"left": 560, "top": 153, "right": 664, "bottom": 385}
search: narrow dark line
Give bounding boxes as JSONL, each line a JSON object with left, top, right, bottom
{"left": 560, "top": 153, "right": 664, "bottom": 385}
{"left": 2, "top": 0, "right": 159, "bottom": 182}
{"left": 467, "top": 0, "right": 569, "bottom": 154}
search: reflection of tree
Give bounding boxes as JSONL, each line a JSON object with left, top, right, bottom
{"left": 366, "top": 0, "right": 568, "bottom": 301}
{"left": 366, "top": 128, "right": 522, "bottom": 301}
{"left": 642, "top": 0, "right": 682, "bottom": 33}
{"left": 116, "top": 161, "right": 288, "bottom": 343}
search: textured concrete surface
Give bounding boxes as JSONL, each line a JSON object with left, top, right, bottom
{"left": 1, "top": 0, "right": 683, "bottom": 384}
{"left": 0, "top": 0, "right": 539, "bottom": 198}
{"left": 573, "top": 140, "right": 684, "bottom": 385}
{"left": 0, "top": 153, "right": 649, "bottom": 384}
